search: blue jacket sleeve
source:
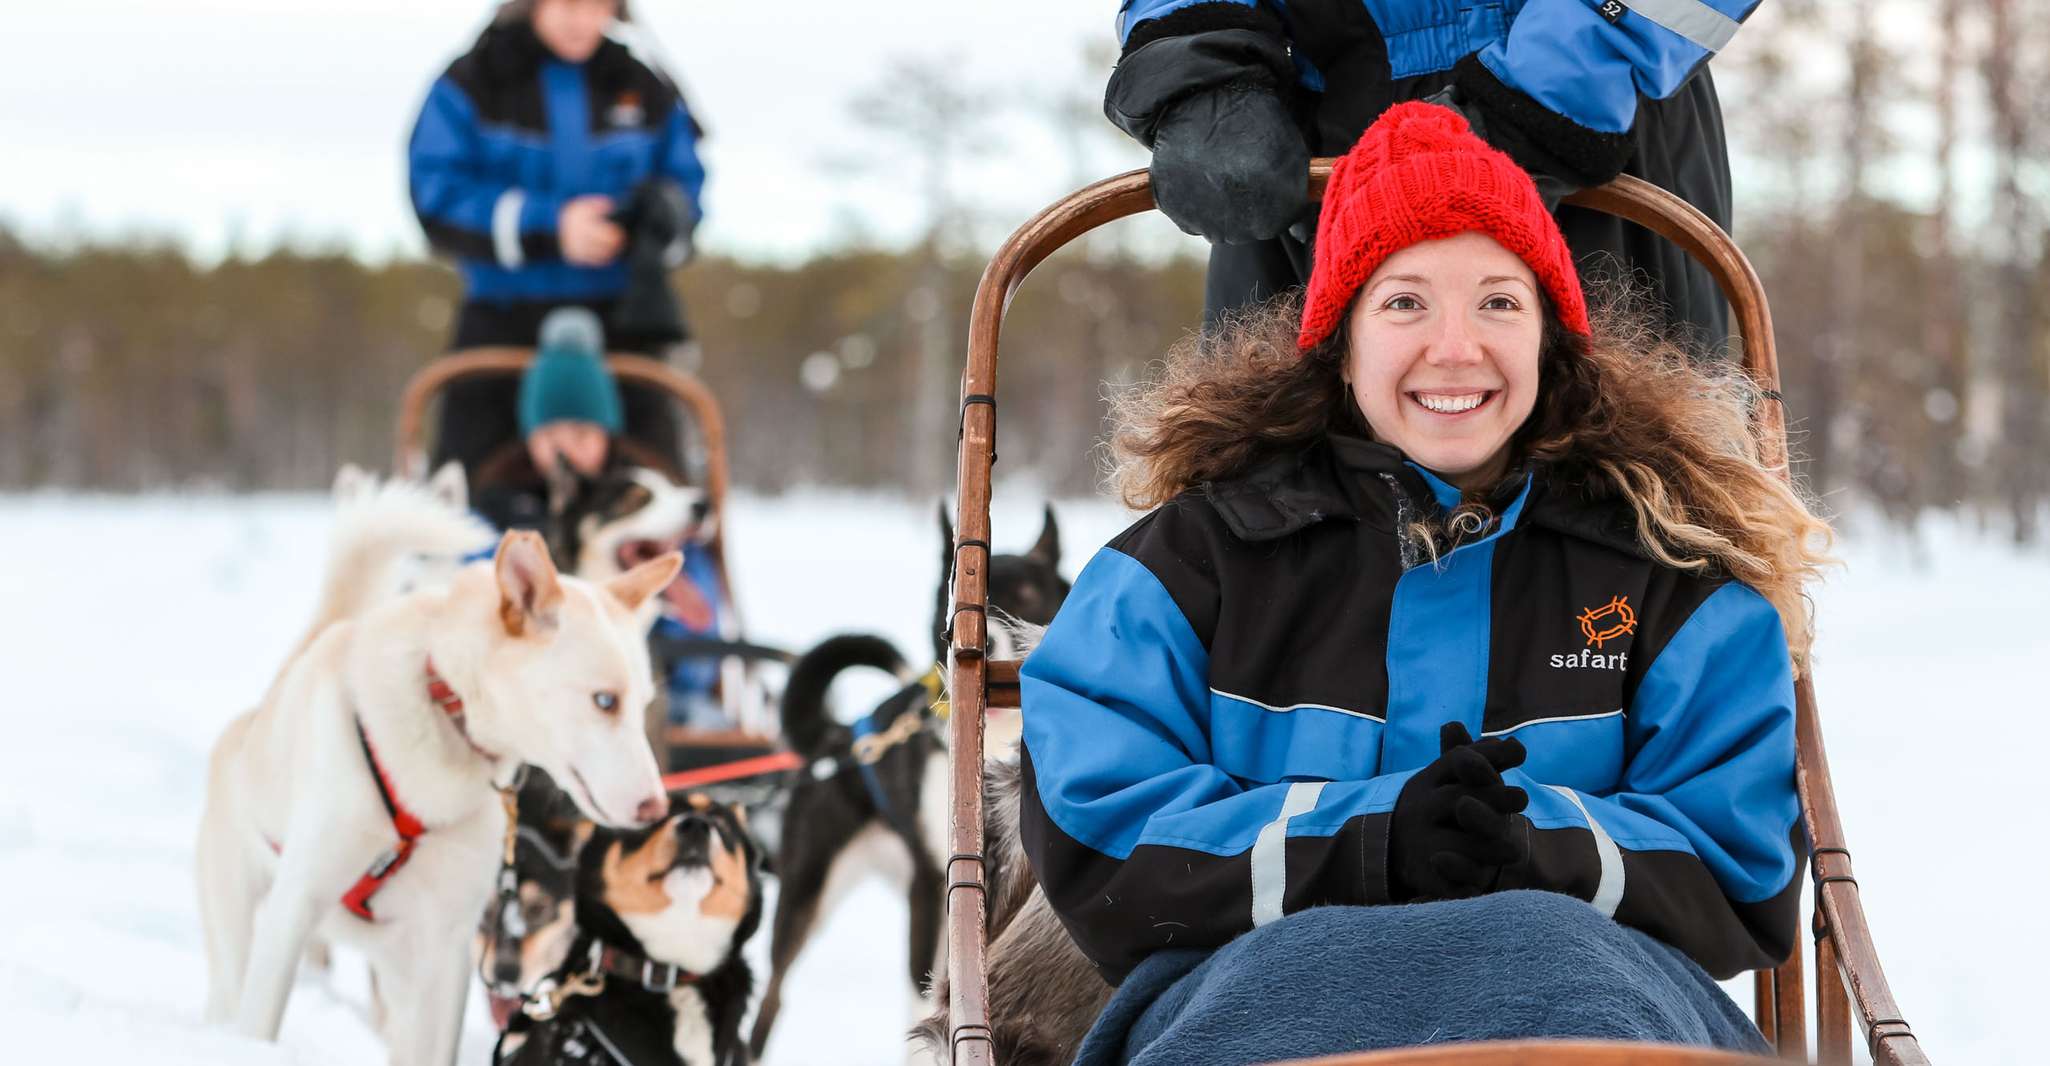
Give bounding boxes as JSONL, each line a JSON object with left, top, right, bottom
{"left": 1020, "top": 530, "right": 1408, "bottom": 984}
{"left": 1502, "top": 580, "right": 1804, "bottom": 978}
{"left": 656, "top": 101, "right": 707, "bottom": 224}
{"left": 1481, "top": 0, "right": 1762, "bottom": 135}
{"left": 407, "top": 77, "right": 564, "bottom": 266}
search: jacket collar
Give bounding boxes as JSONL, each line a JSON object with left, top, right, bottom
{"left": 1200, "top": 434, "right": 1651, "bottom": 559}
{"left": 473, "top": 20, "right": 635, "bottom": 91}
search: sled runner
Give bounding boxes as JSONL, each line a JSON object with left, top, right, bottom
{"left": 940, "top": 170, "right": 1928, "bottom": 1066}
{"left": 394, "top": 349, "right": 783, "bottom": 772}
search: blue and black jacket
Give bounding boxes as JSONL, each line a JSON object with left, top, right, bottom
{"left": 1020, "top": 434, "right": 1804, "bottom": 984}
{"left": 408, "top": 21, "right": 705, "bottom": 308}
{"left": 1109, "top": 0, "right": 1760, "bottom": 187}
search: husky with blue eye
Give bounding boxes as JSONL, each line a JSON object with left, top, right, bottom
{"left": 495, "top": 792, "right": 765, "bottom": 1066}
{"left": 198, "top": 527, "right": 680, "bottom": 1066}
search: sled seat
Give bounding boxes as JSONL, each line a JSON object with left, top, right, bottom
{"left": 944, "top": 169, "right": 1928, "bottom": 1066}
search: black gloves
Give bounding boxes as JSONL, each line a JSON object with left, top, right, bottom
{"left": 609, "top": 180, "right": 694, "bottom": 340}
{"left": 1105, "top": 3, "right": 1308, "bottom": 245}
{"left": 1427, "top": 54, "right": 1637, "bottom": 210}
{"left": 1388, "top": 722, "right": 1530, "bottom": 902}
{"left": 1150, "top": 85, "right": 1309, "bottom": 245}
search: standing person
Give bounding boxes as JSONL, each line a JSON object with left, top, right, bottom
{"left": 1020, "top": 103, "right": 1831, "bottom": 1062}
{"left": 1106, "top": 0, "right": 1752, "bottom": 348}
{"left": 409, "top": 0, "right": 705, "bottom": 473}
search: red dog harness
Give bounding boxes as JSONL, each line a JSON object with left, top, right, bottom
{"left": 268, "top": 660, "right": 496, "bottom": 921}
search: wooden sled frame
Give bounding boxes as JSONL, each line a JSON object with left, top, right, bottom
{"left": 943, "top": 168, "right": 1929, "bottom": 1066}
{"left": 394, "top": 348, "right": 768, "bottom": 748}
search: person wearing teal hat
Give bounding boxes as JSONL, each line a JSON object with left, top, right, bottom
{"left": 519, "top": 307, "right": 624, "bottom": 480}
{"left": 467, "top": 308, "right": 624, "bottom": 531}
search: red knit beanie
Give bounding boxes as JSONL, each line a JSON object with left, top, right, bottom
{"left": 1297, "top": 101, "right": 1589, "bottom": 351}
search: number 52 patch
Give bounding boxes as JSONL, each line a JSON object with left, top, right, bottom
{"left": 1598, "top": 0, "right": 1629, "bottom": 24}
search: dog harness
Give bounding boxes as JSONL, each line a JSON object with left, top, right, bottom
{"left": 307, "top": 660, "right": 504, "bottom": 921}
{"left": 494, "top": 941, "right": 701, "bottom": 1066}
{"left": 341, "top": 719, "right": 428, "bottom": 920}
{"left": 840, "top": 665, "right": 950, "bottom": 843}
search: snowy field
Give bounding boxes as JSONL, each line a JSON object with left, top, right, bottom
{"left": 0, "top": 490, "right": 2042, "bottom": 1064}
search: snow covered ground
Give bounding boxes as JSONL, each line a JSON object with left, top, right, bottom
{"left": 0, "top": 490, "right": 2041, "bottom": 1064}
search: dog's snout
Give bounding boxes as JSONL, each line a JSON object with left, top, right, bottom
{"left": 634, "top": 793, "right": 670, "bottom": 825}
{"left": 689, "top": 500, "right": 710, "bottom": 523}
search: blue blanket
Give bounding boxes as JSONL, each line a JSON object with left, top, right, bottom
{"left": 1073, "top": 890, "right": 1768, "bottom": 1066}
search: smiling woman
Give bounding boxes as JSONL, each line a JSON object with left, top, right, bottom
{"left": 1026, "top": 101, "right": 1840, "bottom": 1064}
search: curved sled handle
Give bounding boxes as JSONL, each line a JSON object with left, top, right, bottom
{"left": 948, "top": 165, "right": 1925, "bottom": 1066}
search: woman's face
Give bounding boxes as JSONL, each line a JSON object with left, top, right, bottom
{"left": 531, "top": 0, "right": 618, "bottom": 63}
{"left": 1344, "top": 231, "right": 1544, "bottom": 493}
{"left": 527, "top": 420, "right": 611, "bottom": 477}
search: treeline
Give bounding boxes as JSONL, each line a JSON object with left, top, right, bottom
{"left": 0, "top": 230, "right": 1203, "bottom": 498}
{"left": 1, "top": 219, "right": 2043, "bottom": 531}
{"left": 1718, "top": 0, "right": 2050, "bottom": 538}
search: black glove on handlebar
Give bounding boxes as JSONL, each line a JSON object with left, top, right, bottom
{"left": 1150, "top": 85, "right": 1309, "bottom": 244}
{"left": 1388, "top": 722, "right": 1531, "bottom": 902}
{"left": 1105, "top": 3, "right": 1308, "bottom": 245}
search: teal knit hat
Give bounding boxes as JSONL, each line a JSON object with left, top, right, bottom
{"left": 519, "top": 308, "right": 623, "bottom": 436}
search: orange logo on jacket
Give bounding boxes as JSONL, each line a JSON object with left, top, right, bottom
{"left": 607, "top": 91, "right": 644, "bottom": 128}
{"left": 1578, "top": 595, "right": 1637, "bottom": 648}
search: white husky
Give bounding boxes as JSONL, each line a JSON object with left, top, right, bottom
{"left": 198, "top": 525, "right": 680, "bottom": 1066}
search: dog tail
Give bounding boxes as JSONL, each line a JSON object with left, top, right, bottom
{"left": 780, "top": 633, "right": 910, "bottom": 757}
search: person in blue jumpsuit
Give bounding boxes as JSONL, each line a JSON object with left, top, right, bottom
{"left": 409, "top": 0, "right": 706, "bottom": 474}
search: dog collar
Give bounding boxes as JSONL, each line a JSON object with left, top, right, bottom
{"left": 426, "top": 657, "right": 502, "bottom": 763}
{"left": 587, "top": 939, "right": 696, "bottom": 993}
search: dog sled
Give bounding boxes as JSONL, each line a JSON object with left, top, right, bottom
{"left": 939, "top": 171, "right": 1929, "bottom": 1065}
{"left": 394, "top": 349, "right": 789, "bottom": 785}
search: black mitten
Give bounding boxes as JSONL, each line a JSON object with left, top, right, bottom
{"left": 1104, "top": 3, "right": 1308, "bottom": 245}
{"left": 1149, "top": 85, "right": 1309, "bottom": 244}
{"left": 1388, "top": 722, "right": 1531, "bottom": 902}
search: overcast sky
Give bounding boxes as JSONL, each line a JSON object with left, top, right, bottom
{"left": 3, "top": 2, "right": 1975, "bottom": 264}
{"left": 1, "top": 1, "right": 1169, "bottom": 263}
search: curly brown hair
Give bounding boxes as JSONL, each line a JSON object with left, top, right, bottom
{"left": 1108, "top": 291, "right": 1836, "bottom": 673}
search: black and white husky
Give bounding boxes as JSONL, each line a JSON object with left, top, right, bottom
{"left": 748, "top": 507, "right": 1070, "bottom": 1061}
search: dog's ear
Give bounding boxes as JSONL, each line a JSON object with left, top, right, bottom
{"left": 496, "top": 530, "right": 565, "bottom": 636}
{"left": 427, "top": 461, "right": 468, "bottom": 510}
{"left": 1027, "top": 504, "right": 1060, "bottom": 568}
{"left": 606, "top": 550, "right": 682, "bottom": 612}
{"left": 332, "top": 463, "right": 376, "bottom": 506}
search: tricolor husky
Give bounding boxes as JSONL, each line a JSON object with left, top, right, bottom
{"left": 198, "top": 528, "right": 681, "bottom": 1066}
{"left": 749, "top": 507, "right": 1069, "bottom": 1060}
{"left": 494, "top": 792, "right": 765, "bottom": 1066}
